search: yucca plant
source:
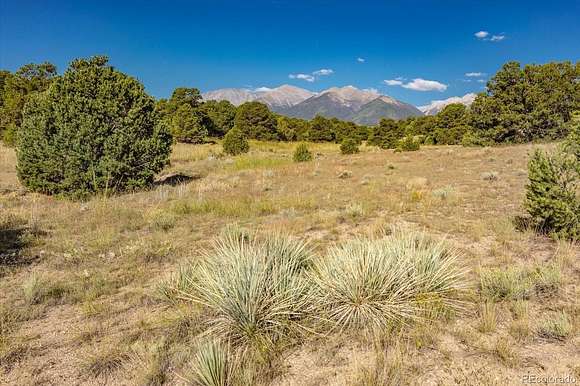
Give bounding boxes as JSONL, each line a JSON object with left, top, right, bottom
{"left": 309, "top": 229, "right": 467, "bottom": 333}
{"left": 178, "top": 230, "right": 313, "bottom": 354}
{"left": 189, "top": 340, "right": 236, "bottom": 386}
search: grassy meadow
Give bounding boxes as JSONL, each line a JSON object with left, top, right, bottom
{"left": 1, "top": 140, "right": 578, "bottom": 385}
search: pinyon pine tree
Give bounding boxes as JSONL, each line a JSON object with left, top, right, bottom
{"left": 222, "top": 127, "right": 249, "bottom": 156}
{"left": 524, "top": 116, "right": 579, "bottom": 240}
{"left": 16, "top": 56, "right": 172, "bottom": 198}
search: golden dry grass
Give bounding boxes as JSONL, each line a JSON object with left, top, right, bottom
{"left": 0, "top": 141, "right": 578, "bottom": 385}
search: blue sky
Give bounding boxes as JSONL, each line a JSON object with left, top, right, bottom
{"left": 1, "top": 0, "right": 579, "bottom": 105}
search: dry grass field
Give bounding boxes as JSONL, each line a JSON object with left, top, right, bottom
{"left": 0, "top": 141, "right": 578, "bottom": 385}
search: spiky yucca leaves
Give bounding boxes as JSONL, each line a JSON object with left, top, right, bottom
{"left": 188, "top": 340, "right": 237, "bottom": 386}
{"left": 309, "top": 230, "right": 467, "bottom": 333}
{"left": 179, "top": 231, "right": 313, "bottom": 354}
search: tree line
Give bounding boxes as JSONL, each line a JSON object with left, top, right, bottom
{"left": 2, "top": 59, "right": 578, "bottom": 151}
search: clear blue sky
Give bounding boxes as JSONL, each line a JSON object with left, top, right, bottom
{"left": 1, "top": 0, "right": 579, "bottom": 105}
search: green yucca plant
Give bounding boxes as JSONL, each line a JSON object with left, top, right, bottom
{"left": 189, "top": 340, "right": 236, "bottom": 386}
{"left": 309, "top": 229, "right": 467, "bottom": 333}
{"left": 179, "top": 230, "right": 313, "bottom": 354}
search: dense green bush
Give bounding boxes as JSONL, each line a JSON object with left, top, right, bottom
{"left": 368, "top": 118, "right": 404, "bottom": 149}
{"left": 16, "top": 56, "right": 172, "bottom": 198}
{"left": 340, "top": 137, "right": 359, "bottom": 154}
{"left": 524, "top": 123, "right": 579, "bottom": 240}
{"left": 0, "top": 63, "right": 57, "bottom": 146}
{"left": 293, "top": 143, "right": 313, "bottom": 162}
{"left": 169, "top": 104, "right": 208, "bottom": 143}
{"left": 469, "top": 61, "right": 580, "bottom": 144}
{"left": 222, "top": 127, "right": 249, "bottom": 156}
{"left": 199, "top": 99, "right": 237, "bottom": 137}
{"left": 397, "top": 135, "right": 420, "bottom": 152}
{"left": 234, "top": 101, "right": 278, "bottom": 141}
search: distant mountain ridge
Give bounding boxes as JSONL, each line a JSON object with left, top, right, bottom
{"left": 202, "top": 85, "right": 315, "bottom": 109}
{"left": 203, "top": 85, "right": 423, "bottom": 125}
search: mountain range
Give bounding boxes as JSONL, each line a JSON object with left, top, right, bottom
{"left": 203, "top": 85, "right": 477, "bottom": 125}
{"left": 203, "top": 85, "right": 423, "bottom": 125}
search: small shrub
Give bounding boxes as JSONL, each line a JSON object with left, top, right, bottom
{"left": 537, "top": 311, "right": 572, "bottom": 340}
{"left": 531, "top": 264, "right": 562, "bottom": 297}
{"left": 479, "top": 267, "right": 532, "bottom": 301}
{"left": 432, "top": 186, "right": 455, "bottom": 200}
{"left": 340, "top": 138, "right": 359, "bottom": 155}
{"left": 337, "top": 170, "right": 353, "bottom": 179}
{"left": 293, "top": 143, "right": 312, "bottom": 162}
{"left": 396, "top": 135, "right": 420, "bottom": 152}
{"left": 148, "top": 210, "right": 177, "bottom": 231}
{"left": 222, "top": 128, "right": 249, "bottom": 156}
{"left": 480, "top": 171, "right": 499, "bottom": 181}
{"left": 524, "top": 146, "right": 579, "bottom": 241}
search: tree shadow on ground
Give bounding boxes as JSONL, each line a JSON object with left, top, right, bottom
{"left": 0, "top": 220, "right": 41, "bottom": 271}
{"left": 153, "top": 172, "right": 203, "bottom": 187}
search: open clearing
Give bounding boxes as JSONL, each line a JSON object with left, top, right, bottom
{"left": 1, "top": 141, "right": 578, "bottom": 385}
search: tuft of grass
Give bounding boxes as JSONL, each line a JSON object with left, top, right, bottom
{"left": 188, "top": 197, "right": 277, "bottom": 218}
{"left": 492, "top": 337, "right": 519, "bottom": 367}
{"left": 22, "top": 273, "right": 71, "bottom": 305}
{"left": 129, "top": 340, "right": 170, "bottom": 386}
{"left": 309, "top": 229, "right": 467, "bottom": 333}
{"left": 178, "top": 231, "right": 313, "bottom": 353}
{"left": 480, "top": 263, "right": 563, "bottom": 301}
{"left": 509, "top": 300, "right": 529, "bottom": 320}
{"left": 81, "top": 344, "right": 129, "bottom": 378}
{"left": 509, "top": 319, "right": 532, "bottom": 342}
{"left": 477, "top": 302, "right": 497, "bottom": 333}
{"left": 431, "top": 186, "right": 455, "bottom": 201}
{"left": 148, "top": 210, "right": 177, "bottom": 231}
{"left": 479, "top": 267, "right": 532, "bottom": 301}
{"left": 537, "top": 311, "right": 572, "bottom": 340}
{"left": 228, "top": 156, "right": 290, "bottom": 171}
{"left": 531, "top": 263, "right": 562, "bottom": 297}
{"left": 352, "top": 346, "right": 405, "bottom": 386}
{"left": 480, "top": 171, "right": 499, "bottom": 181}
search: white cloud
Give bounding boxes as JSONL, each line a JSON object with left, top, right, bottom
{"left": 289, "top": 73, "right": 315, "bottom": 82}
{"left": 465, "top": 72, "right": 486, "bottom": 77}
{"left": 475, "top": 30, "right": 506, "bottom": 42}
{"left": 384, "top": 79, "right": 404, "bottom": 86}
{"left": 289, "top": 68, "right": 334, "bottom": 82}
{"left": 357, "top": 57, "right": 365, "bottom": 63}
{"left": 313, "top": 68, "right": 334, "bottom": 76}
{"left": 385, "top": 77, "right": 447, "bottom": 91}
{"left": 402, "top": 78, "right": 447, "bottom": 92}
{"left": 254, "top": 87, "right": 272, "bottom": 92}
